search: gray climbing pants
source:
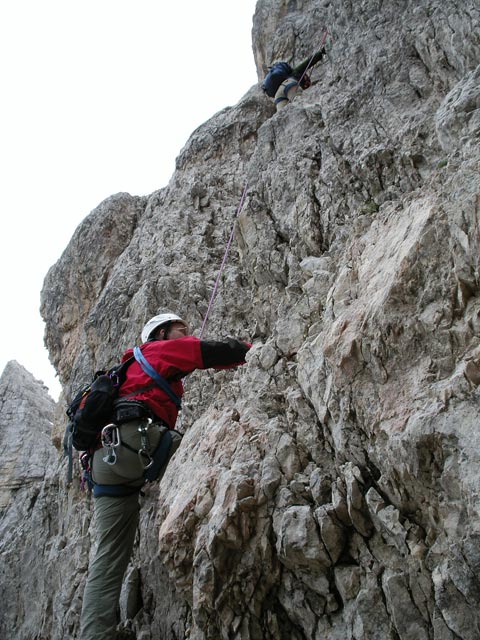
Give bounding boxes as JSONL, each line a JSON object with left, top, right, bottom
{"left": 79, "top": 493, "right": 140, "bottom": 640}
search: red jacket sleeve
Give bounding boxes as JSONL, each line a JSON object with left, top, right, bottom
{"left": 118, "top": 336, "right": 250, "bottom": 428}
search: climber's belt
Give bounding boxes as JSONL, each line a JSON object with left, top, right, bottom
{"left": 113, "top": 398, "right": 151, "bottom": 424}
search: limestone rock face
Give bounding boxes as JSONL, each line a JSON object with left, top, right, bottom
{"left": 2, "top": 0, "right": 479, "bottom": 638}
{"left": 0, "top": 361, "right": 56, "bottom": 507}
{"left": 0, "top": 362, "right": 62, "bottom": 639}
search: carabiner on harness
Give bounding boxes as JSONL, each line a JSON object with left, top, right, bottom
{"left": 138, "top": 448, "right": 154, "bottom": 469}
{"left": 137, "top": 419, "right": 154, "bottom": 469}
{"left": 102, "top": 423, "right": 121, "bottom": 465}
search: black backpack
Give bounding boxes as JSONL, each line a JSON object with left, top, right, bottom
{"left": 65, "top": 358, "right": 133, "bottom": 453}
{"left": 262, "top": 61, "right": 293, "bottom": 97}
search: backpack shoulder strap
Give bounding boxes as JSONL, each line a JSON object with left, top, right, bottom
{"left": 133, "top": 346, "right": 182, "bottom": 408}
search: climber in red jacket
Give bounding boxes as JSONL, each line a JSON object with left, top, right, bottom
{"left": 80, "top": 312, "right": 251, "bottom": 640}
{"left": 117, "top": 316, "right": 249, "bottom": 429}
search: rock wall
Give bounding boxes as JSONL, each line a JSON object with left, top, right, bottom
{"left": 0, "top": 362, "right": 67, "bottom": 639}
{"left": 2, "top": 0, "right": 479, "bottom": 638}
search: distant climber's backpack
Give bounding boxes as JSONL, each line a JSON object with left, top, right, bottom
{"left": 262, "top": 61, "right": 293, "bottom": 97}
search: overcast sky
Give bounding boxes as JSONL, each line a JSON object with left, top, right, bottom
{"left": 0, "top": 1, "right": 258, "bottom": 400}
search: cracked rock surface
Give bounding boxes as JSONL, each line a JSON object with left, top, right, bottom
{"left": 1, "top": 0, "right": 479, "bottom": 638}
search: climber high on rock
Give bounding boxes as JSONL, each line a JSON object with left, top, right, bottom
{"left": 262, "top": 38, "right": 327, "bottom": 111}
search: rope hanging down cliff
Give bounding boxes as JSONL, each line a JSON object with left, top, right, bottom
{"left": 200, "top": 31, "right": 328, "bottom": 333}
{"left": 296, "top": 30, "right": 329, "bottom": 89}
{"left": 199, "top": 182, "right": 249, "bottom": 338}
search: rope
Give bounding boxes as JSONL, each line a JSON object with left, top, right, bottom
{"left": 176, "top": 181, "right": 249, "bottom": 422}
{"left": 198, "top": 33, "right": 327, "bottom": 337}
{"left": 296, "top": 29, "right": 329, "bottom": 88}
{"left": 199, "top": 182, "right": 249, "bottom": 338}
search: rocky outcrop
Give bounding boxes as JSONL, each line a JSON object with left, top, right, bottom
{"left": 0, "top": 361, "right": 56, "bottom": 508}
{"left": 0, "top": 361, "right": 61, "bottom": 639}
{"left": 2, "top": 0, "right": 479, "bottom": 638}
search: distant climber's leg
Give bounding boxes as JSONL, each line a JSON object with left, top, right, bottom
{"left": 274, "top": 78, "right": 299, "bottom": 111}
{"left": 79, "top": 493, "right": 140, "bottom": 640}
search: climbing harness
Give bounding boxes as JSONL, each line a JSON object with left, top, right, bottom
{"left": 92, "top": 417, "right": 180, "bottom": 497}
{"left": 274, "top": 80, "right": 300, "bottom": 108}
{"left": 199, "top": 182, "right": 249, "bottom": 337}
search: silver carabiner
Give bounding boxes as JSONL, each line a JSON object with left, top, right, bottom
{"left": 138, "top": 448, "right": 154, "bottom": 469}
{"left": 137, "top": 418, "right": 153, "bottom": 434}
{"left": 101, "top": 424, "right": 121, "bottom": 448}
{"left": 101, "top": 424, "right": 120, "bottom": 465}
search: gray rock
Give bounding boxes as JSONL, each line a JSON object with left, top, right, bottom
{"left": 2, "top": 0, "right": 480, "bottom": 638}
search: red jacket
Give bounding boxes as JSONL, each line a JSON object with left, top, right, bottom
{"left": 119, "top": 336, "right": 250, "bottom": 428}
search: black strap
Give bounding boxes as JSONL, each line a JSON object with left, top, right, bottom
{"left": 120, "top": 383, "right": 157, "bottom": 400}
{"left": 93, "top": 483, "right": 141, "bottom": 498}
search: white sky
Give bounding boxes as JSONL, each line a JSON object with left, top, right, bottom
{"left": 0, "top": 1, "right": 258, "bottom": 400}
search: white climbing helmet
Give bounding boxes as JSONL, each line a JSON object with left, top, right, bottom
{"left": 141, "top": 313, "right": 188, "bottom": 343}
